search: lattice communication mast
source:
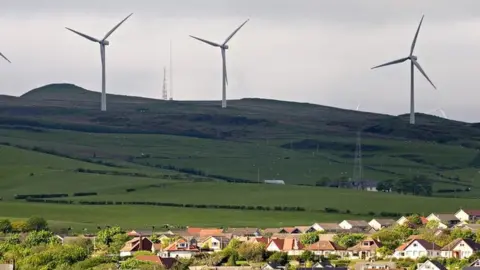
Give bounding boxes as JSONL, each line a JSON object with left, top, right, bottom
{"left": 162, "top": 67, "right": 168, "bottom": 100}
{"left": 352, "top": 131, "right": 363, "bottom": 185}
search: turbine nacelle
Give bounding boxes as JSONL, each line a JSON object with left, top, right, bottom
{"left": 410, "top": 55, "right": 418, "bottom": 61}
{"left": 222, "top": 44, "right": 229, "bottom": 50}
{"left": 102, "top": 40, "right": 110, "bottom": 46}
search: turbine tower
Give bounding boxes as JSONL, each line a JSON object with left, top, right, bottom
{"left": 371, "top": 15, "right": 436, "bottom": 125}
{"left": 162, "top": 67, "right": 168, "bottom": 100}
{"left": 66, "top": 13, "right": 133, "bottom": 112}
{"left": 189, "top": 19, "right": 249, "bottom": 108}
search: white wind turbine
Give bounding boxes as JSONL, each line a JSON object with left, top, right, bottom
{"left": 66, "top": 13, "right": 133, "bottom": 112}
{"left": 427, "top": 108, "right": 448, "bottom": 119}
{"left": 371, "top": 15, "right": 436, "bottom": 125}
{"left": 190, "top": 19, "right": 249, "bottom": 108}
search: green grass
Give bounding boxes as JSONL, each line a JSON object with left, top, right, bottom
{"left": 0, "top": 145, "right": 189, "bottom": 199}
{"left": 0, "top": 128, "right": 478, "bottom": 189}
{"left": 62, "top": 181, "right": 480, "bottom": 215}
{"left": 1, "top": 83, "right": 480, "bottom": 228}
{"left": 0, "top": 202, "right": 358, "bottom": 231}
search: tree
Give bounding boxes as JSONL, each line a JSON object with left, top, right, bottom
{"left": 299, "top": 250, "right": 314, "bottom": 262}
{"left": 426, "top": 220, "right": 440, "bottom": 230}
{"left": 227, "top": 252, "right": 238, "bottom": 266}
{"left": 0, "top": 219, "right": 12, "bottom": 234}
{"left": 300, "top": 232, "right": 319, "bottom": 245}
{"left": 26, "top": 216, "right": 48, "bottom": 231}
{"left": 268, "top": 252, "right": 288, "bottom": 265}
{"left": 24, "top": 230, "right": 57, "bottom": 247}
{"left": 406, "top": 214, "right": 423, "bottom": 226}
{"left": 11, "top": 220, "right": 28, "bottom": 233}
{"left": 237, "top": 242, "right": 265, "bottom": 262}
{"left": 333, "top": 233, "right": 365, "bottom": 248}
{"left": 96, "top": 226, "right": 123, "bottom": 247}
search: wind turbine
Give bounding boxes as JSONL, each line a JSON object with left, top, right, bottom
{"left": 190, "top": 19, "right": 249, "bottom": 108}
{"left": 0, "top": 52, "right": 10, "bottom": 64}
{"left": 371, "top": 15, "right": 436, "bottom": 125}
{"left": 66, "top": 13, "right": 133, "bottom": 112}
{"left": 427, "top": 108, "right": 448, "bottom": 119}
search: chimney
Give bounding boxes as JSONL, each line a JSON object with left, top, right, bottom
{"left": 139, "top": 234, "right": 143, "bottom": 251}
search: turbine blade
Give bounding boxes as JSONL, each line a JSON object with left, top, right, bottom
{"left": 412, "top": 59, "right": 436, "bottom": 89}
{"left": 410, "top": 15, "right": 424, "bottom": 56}
{"left": 371, "top": 57, "right": 409, "bottom": 69}
{"left": 223, "top": 19, "right": 249, "bottom": 45}
{"left": 189, "top": 35, "right": 220, "bottom": 47}
{"left": 439, "top": 109, "right": 448, "bottom": 119}
{"left": 222, "top": 49, "right": 228, "bottom": 85}
{"left": 0, "top": 52, "right": 11, "bottom": 63}
{"left": 103, "top": 13, "right": 133, "bottom": 41}
{"left": 66, "top": 27, "right": 100, "bottom": 42}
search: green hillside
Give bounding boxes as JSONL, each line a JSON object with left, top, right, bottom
{"left": 1, "top": 83, "right": 480, "bottom": 230}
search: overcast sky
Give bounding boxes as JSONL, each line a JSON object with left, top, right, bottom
{"left": 1, "top": 1, "right": 480, "bottom": 121}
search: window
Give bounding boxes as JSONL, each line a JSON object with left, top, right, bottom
{"left": 413, "top": 243, "right": 417, "bottom": 247}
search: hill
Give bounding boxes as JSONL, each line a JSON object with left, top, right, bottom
{"left": 0, "top": 84, "right": 479, "bottom": 187}
{"left": 1, "top": 83, "right": 480, "bottom": 229}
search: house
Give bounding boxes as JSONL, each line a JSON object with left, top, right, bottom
{"left": 282, "top": 227, "right": 303, "bottom": 234}
{"left": 440, "top": 238, "right": 480, "bottom": 259}
{"left": 294, "top": 226, "right": 316, "bottom": 234}
{"left": 298, "top": 268, "right": 347, "bottom": 270}
{"left": 339, "top": 220, "right": 370, "bottom": 231}
{"left": 347, "top": 237, "right": 382, "bottom": 259}
{"left": 262, "top": 228, "right": 285, "bottom": 235}
{"left": 311, "top": 261, "right": 334, "bottom": 268}
{"left": 264, "top": 180, "right": 285, "bottom": 185}
{"left": 464, "top": 259, "right": 480, "bottom": 270}
{"left": 312, "top": 223, "right": 343, "bottom": 233}
{"left": 416, "top": 260, "right": 446, "bottom": 270}
{"left": 393, "top": 239, "right": 441, "bottom": 259}
{"left": 456, "top": 224, "right": 480, "bottom": 232}
{"left": 426, "top": 213, "right": 460, "bottom": 229}
{"left": 354, "top": 262, "right": 396, "bottom": 270}
{"left": 135, "top": 255, "right": 178, "bottom": 269}
{"left": 55, "top": 235, "right": 95, "bottom": 245}
{"left": 368, "top": 219, "right": 396, "bottom": 231}
{"left": 224, "top": 228, "right": 261, "bottom": 237}
{"left": 160, "top": 238, "right": 200, "bottom": 258}
{"left": 397, "top": 216, "right": 428, "bottom": 227}
{"left": 199, "top": 236, "right": 231, "bottom": 251}
{"left": 127, "top": 229, "right": 154, "bottom": 237}
{"left": 0, "top": 264, "right": 13, "bottom": 270}
{"left": 262, "top": 262, "right": 286, "bottom": 270}
{"left": 455, "top": 209, "right": 480, "bottom": 223}
{"left": 120, "top": 237, "right": 153, "bottom": 257}
{"left": 305, "top": 240, "right": 346, "bottom": 257}
{"left": 266, "top": 238, "right": 304, "bottom": 256}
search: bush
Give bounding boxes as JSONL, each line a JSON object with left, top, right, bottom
{"left": 72, "top": 192, "right": 98, "bottom": 197}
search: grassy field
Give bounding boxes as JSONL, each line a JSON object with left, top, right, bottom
{"left": 0, "top": 201, "right": 359, "bottom": 232}
{"left": 0, "top": 127, "right": 478, "bottom": 192}
{"left": 1, "top": 83, "right": 480, "bottom": 229}
{"left": 53, "top": 181, "right": 480, "bottom": 215}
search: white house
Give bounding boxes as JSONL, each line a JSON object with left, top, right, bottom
{"left": 368, "top": 219, "right": 395, "bottom": 231}
{"left": 393, "top": 239, "right": 441, "bottom": 259}
{"left": 455, "top": 209, "right": 480, "bottom": 223}
{"left": 416, "top": 260, "right": 447, "bottom": 270}
{"left": 338, "top": 220, "right": 369, "bottom": 231}
{"left": 396, "top": 216, "right": 409, "bottom": 226}
{"left": 266, "top": 238, "right": 304, "bottom": 256}
{"left": 440, "top": 238, "right": 480, "bottom": 259}
{"left": 199, "top": 236, "right": 230, "bottom": 252}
